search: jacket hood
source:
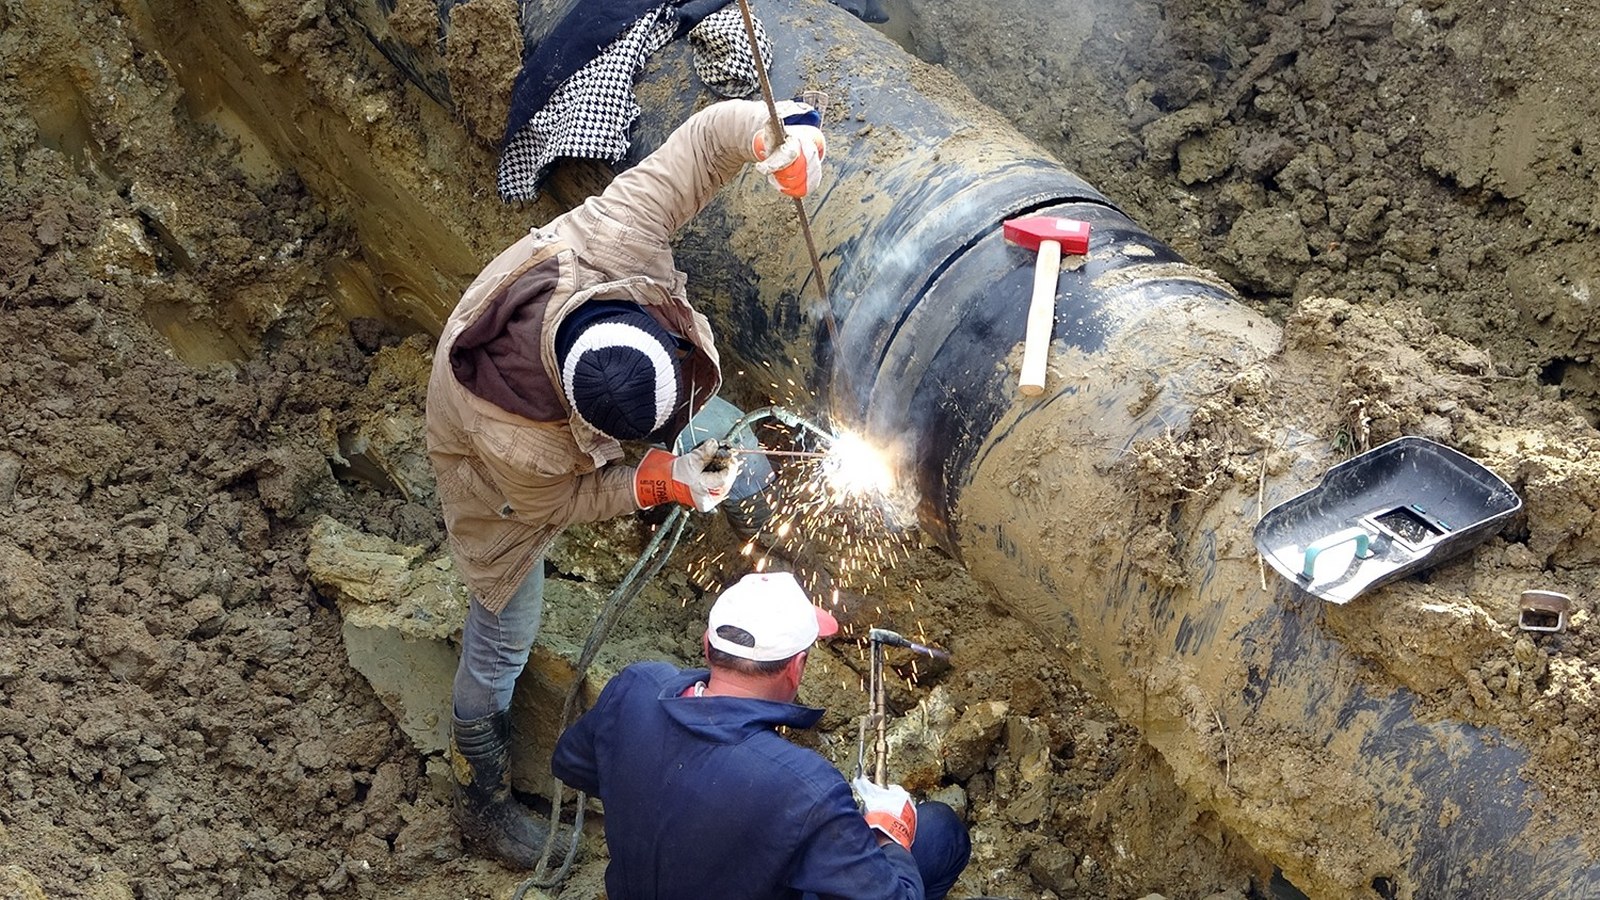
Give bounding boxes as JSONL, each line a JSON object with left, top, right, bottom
{"left": 657, "top": 669, "right": 825, "bottom": 741}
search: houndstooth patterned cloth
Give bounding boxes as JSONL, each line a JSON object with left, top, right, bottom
{"left": 497, "top": 5, "right": 771, "bottom": 203}
{"left": 689, "top": 6, "right": 770, "bottom": 97}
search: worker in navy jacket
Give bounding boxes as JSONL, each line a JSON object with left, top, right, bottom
{"left": 552, "top": 572, "right": 971, "bottom": 899}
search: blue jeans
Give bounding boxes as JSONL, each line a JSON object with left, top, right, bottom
{"left": 803, "top": 800, "right": 971, "bottom": 900}
{"left": 453, "top": 561, "right": 544, "bottom": 720}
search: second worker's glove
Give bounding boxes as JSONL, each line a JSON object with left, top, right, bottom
{"left": 634, "top": 440, "right": 741, "bottom": 512}
{"left": 852, "top": 776, "right": 917, "bottom": 851}
{"left": 753, "top": 100, "right": 826, "bottom": 199}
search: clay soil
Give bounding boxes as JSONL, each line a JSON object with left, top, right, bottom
{"left": 3, "top": 0, "right": 1599, "bottom": 899}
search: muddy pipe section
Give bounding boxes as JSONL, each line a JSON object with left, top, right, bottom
{"left": 340, "top": 0, "right": 1595, "bottom": 895}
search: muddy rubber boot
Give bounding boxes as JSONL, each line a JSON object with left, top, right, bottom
{"left": 450, "top": 711, "right": 554, "bottom": 869}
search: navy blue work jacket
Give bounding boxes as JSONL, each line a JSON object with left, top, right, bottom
{"left": 552, "top": 661, "right": 924, "bottom": 899}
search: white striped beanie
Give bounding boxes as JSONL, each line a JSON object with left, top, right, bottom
{"left": 555, "top": 301, "right": 682, "bottom": 441}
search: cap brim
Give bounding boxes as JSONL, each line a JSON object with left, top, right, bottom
{"left": 813, "top": 606, "right": 839, "bottom": 639}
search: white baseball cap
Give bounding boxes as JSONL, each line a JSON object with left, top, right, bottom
{"left": 707, "top": 572, "right": 840, "bottom": 662}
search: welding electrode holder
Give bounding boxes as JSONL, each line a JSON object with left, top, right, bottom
{"left": 852, "top": 631, "right": 890, "bottom": 785}
{"left": 702, "top": 441, "right": 734, "bottom": 473}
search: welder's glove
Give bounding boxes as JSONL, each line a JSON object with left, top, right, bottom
{"left": 752, "top": 101, "right": 826, "bottom": 198}
{"left": 634, "top": 440, "right": 741, "bottom": 512}
{"left": 852, "top": 776, "right": 917, "bottom": 851}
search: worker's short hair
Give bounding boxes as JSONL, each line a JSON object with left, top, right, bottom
{"left": 707, "top": 625, "right": 799, "bottom": 675}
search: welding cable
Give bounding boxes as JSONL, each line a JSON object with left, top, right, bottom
{"left": 512, "top": 507, "right": 691, "bottom": 895}
{"left": 725, "top": 404, "right": 836, "bottom": 446}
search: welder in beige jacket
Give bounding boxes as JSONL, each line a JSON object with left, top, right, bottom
{"left": 425, "top": 98, "right": 826, "bottom": 868}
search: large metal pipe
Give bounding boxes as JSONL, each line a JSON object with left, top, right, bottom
{"left": 343, "top": 0, "right": 1594, "bottom": 896}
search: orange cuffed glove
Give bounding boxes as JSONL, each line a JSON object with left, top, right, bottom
{"left": 633, "top": 441, "right": 739, "bottom": 512}
{"left": 853, "top": 776, "right": 917, "bottom": 851}
{"left": 753, "top": 123, "right": 827, "bottom": 198}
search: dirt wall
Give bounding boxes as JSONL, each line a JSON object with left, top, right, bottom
{"left": 885, "top": 0, "right": 1600, "bottom": 420}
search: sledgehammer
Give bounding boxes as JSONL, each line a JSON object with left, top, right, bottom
{"left": 1003, "top": 216, "right": 1091, "bottom": 396}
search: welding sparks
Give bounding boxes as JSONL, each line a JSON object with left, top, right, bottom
{"left": 684, "top": 404, "right": 935, "bottom": 670}
{"left": 737, "top": 424, "right": 919, "bottom": 606}
{"left": 692, "top": 415, "right": 916, "bottom": 596}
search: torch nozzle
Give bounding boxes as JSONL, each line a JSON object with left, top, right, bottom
{"left": 868, "top": 627, "right": 951, "bottom": 661}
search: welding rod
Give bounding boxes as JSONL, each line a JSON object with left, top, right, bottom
{"left": 868, "top": 627, "right": 952, "bottom": 661}
{"left": 733, "top": 0, "right": 837, "bottom": 345}
{"left": 723, "top": 447, "right": 830, "bottom": 459}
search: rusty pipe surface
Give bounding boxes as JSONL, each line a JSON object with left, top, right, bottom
{"left": 338, "top": 0, "right": 1597, "bottom": 895}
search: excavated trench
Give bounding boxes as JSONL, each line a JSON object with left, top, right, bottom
{"left": 329, "top": 1, "right": 1600, "bottom": 896}
{"left": 7, "top": 0, "right": 1600, "bottom": 898}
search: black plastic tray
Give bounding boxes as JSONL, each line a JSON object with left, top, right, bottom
{"left": 1253, "top": 436, "right": 1522, "bottom": 603}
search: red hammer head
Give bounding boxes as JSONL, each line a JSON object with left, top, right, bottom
{"left": 1003, "top": 216, "right": 1091, "bottom": 255}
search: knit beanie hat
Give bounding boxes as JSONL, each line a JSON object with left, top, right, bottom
{"left": 554, "top": 300, "right": 683, "bottom": 441}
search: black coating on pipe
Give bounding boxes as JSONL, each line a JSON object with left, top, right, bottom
{"left": 861, "top": 199, "right": 1230, "bottom": 548}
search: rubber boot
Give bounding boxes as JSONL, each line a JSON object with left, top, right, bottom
{"left": 450, "top": 710, "right": 554, "bottom": 869}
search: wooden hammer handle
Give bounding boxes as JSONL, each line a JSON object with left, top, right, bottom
{"left": 1019, "top": 239, "right": 1061, "bottom": 396}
